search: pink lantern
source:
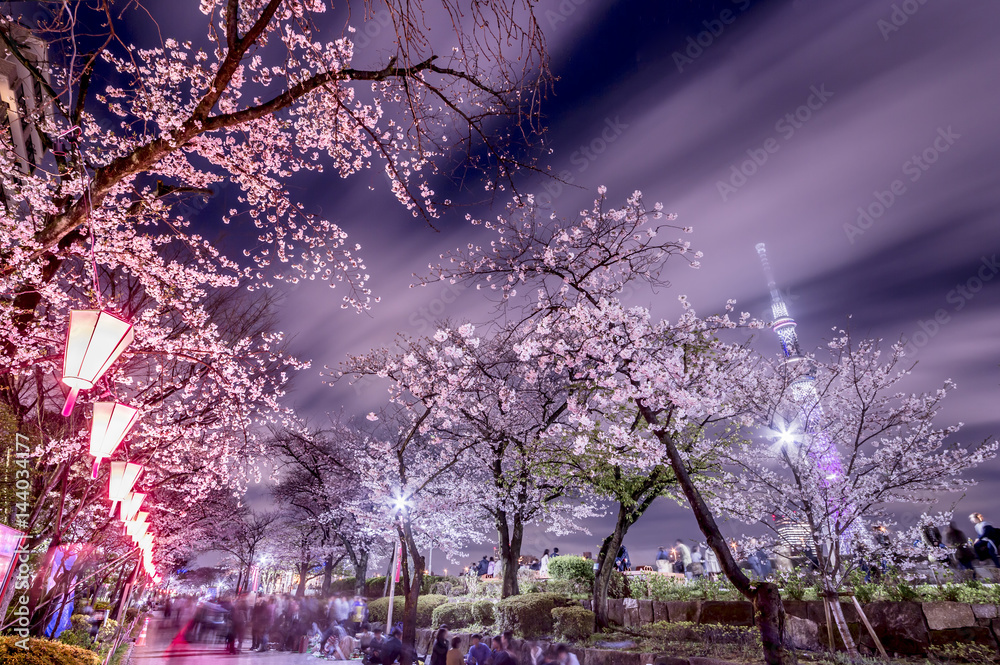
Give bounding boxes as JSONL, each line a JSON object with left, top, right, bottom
{"left": 108, "top": 462, "right": 143, "bottom": 509}
{"left": 89, "top": 402, "right": 140, "bottom": 478}
{"left": 119, "top": 492, "right": 146, "bottom": 522}
{"left": 61, "top": 310, "right": 134, "bottom": 416}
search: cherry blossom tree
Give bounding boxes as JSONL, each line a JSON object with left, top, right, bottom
{"left": 423, "top": 189, "right": 795, "bottom": 665}
{"left": 709, "top": 333, "right": 997, "bottom": 657}
{"left": 271, "top": 423, "right": 384, "bottom": 594}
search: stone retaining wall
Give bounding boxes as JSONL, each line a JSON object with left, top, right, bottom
{"left": 584, "top": 598, "right": 1000, "bottom": 656}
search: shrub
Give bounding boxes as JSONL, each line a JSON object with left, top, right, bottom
{"left": 773, "top": 568, "right": 807, "bottom": 601}
{"left": 365, "top": 576, "right": 404, "bottom": 598}
{"left": 472, "top": 600, "right": 495, "bottom": 626}
{"left": 330, "top": 577, "right": 357, "bottom": 594}
{"left": 370, "top": 594, "right": 448, "bottom": 628}
{"left": 547, "top": 556, "right": 595, "bottom": 592}
{"left": 607, "top": 570, "right": 628, "bottom": 599}
{"left": 368, "top": 596, "right": 405, "bottom": 625}
{"left": 496, "top": 592, "right": 574, "bottom": 639}
{"left": 431, "top": 602, "right": 475, "bottom": 629}
{"left": 93, "top": 602, "right": 111, "bottom": 611}
{"left": 0, "top": 636, "right": 102, "bottom": 665}
{"left": 124, "top": 608, "right": 139, "bottom": 622}
{"left": 552, "top": 607, "right": 594, "bottom": 642}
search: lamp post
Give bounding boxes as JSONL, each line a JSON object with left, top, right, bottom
{"left": 385, "top": 495, "right": 410, "bottom": 632}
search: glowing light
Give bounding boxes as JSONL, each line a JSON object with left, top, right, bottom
{"left": 108, "top": 462, "right": 143, "bottom": 505}
{"left": 89, "top": 402, "right": 140, "bottom": 478}
{"left": 119, "top": 492, "right": 146, "bottom": 522}
{"left": 61, "top": 310, "right": 134, "bottom": 415}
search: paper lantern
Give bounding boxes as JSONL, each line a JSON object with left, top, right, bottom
{"left": 61, "top": 310, "right": 134, "bottom": 416}
{"left": 119, "top": 492, "right": 146, "bottom": 522}
{"left": 128, "top": 521, "right": 149, "bottom": 542}
{"left": 108, "top": 462, "right": 143, "bottom": 505}
{"left": 89, "top": 402, "right": 140, "bottom": 478}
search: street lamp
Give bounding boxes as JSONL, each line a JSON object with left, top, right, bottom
{"left": 61, "top": 310, "right": 135, "bottom": 415}
{"left": 89, "top": 402, "right": 140, "bottom": 478}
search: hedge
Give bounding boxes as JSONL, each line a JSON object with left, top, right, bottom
{"left": 472, "top": 600, "right": 495, "bottom": 626}
{"left": 552, "top": 607, "right": 595, "bottom": 642}
{"left": 547, "top": 556, "right": 595, "bottom": 588}
{"left": 365, "top": 576, "right": 404, "bottom": 598}
{"left": 368, "top": 594, "right": 449, "bottom": 628}
{"left": 330, "top": 577, "right": 357, "bottom": 594}
{"left": 431, "top": 602, "right": 475, "bottom": 629}
{"left": 495, "top": 592, "right": 574, "bottom": 639}
{"left": 368, "top": 596, "right": 405, "bottom": 625}
{"left": 0, "top": 637, "right": 101, "bottom": 665}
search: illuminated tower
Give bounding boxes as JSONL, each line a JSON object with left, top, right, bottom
{"left": 756, "top": 243, "right": 855, "bottom": 553}
{"left": 755, "top": 243, "right": 803, "bottom": 362}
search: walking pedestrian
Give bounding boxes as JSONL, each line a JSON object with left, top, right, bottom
{"left": 539, "top": 549, "right": 550, "bottom": 576}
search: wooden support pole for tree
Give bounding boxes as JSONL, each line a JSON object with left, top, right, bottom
{"left": 850, "top": 593, "right": 889, "bottom": 660}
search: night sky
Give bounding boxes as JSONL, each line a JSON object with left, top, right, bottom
{"left": 207, "top": 0, "right": 1000, "bottom": 568}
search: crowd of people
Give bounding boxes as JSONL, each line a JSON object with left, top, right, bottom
{"left": 430, "top": 628, "right": 580, "bottom": 665}
{"left": 166, "top": 592, "right": 371, "bottom": 656}
{"left": 923, "top": 513, "right": 1000, "bottom": 575}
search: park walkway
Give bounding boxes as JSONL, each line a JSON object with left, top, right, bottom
{"left": 128, "top": 614, "right": 349, "bottom": 665}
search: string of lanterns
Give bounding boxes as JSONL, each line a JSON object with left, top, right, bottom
{"left": 61, "top": 308, "right": 161, "bottom": 584}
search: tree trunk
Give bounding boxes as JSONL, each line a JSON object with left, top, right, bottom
{"left": 827, "top": 588, "right": 858, "bottom": 657}
{"left": 322, "top": 554, "right": 334, "bottom": 597}
{"left": 398, "top": 519, "right": 425, "bottom": 665}
{"left": 593, "top": 503, "right": 629, "bottom": 630}
{"left": 641, "top": 406, "right": 791, "bottom": 665}
{"left": 353, "top": 551, "right": 369, "bottom": 596}
{"left": 296, "top": 562, "right": 308, "bottom": 598}
{"left": 496, "top": 512, "right": 524, "bottom": 598}
{"left": 343, "top": 538, "right": 369, "bottom": 596}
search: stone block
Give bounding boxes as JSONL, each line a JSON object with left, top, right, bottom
{"left": 698, "top": 601, "right": 753, "bottom": 627}
{"left": 652, "top": 601, "right": 669, "bottom": 623}
{"left": 638, "top": 600, "right": 654, "bottom": 625}
{"left": 623, "top": 598, "right": 640, "bottom": 627}
{"left": 607, "top": 599, "right": 624, "bottom": 626}
{"left": 929, "top": 626, "right": 998, "bottom": 650}
{"left": 584, "top": 649, "right": 655, "bottom": 665}
{"left": 666, "top": 601, "right": 700, "bottom": 624}
{"left": 652, "top": 657, "right": 688, "bottom": 665}
{"left": 861, "top": 602, "right": 929, "bottom": 656}
{"left": 972, "top": 604, "right": 998, "bottom": 620}
{"left": 923, "top": 602, "right": 975, "bottom": 630}
{"left": 785, "top": 614, "right": 820, "bottom": 651}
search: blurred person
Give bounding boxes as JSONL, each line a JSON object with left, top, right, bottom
{"left": 366, "top": 626, "right": 386, "bottom": 664}
{"left": 539, "top": 549, "right": 550, "bottom": 576}
{"left": 487, "top": 557, "right": 496, "bottom": 577}
{"left": 476, "top": 556, "right": 490, "bottom": 577}
{"left": 447, "top": 636, "right": 464, "bottom": 665}
{"left": 381, "top": 627, "right": 404, "bottom": 665}
{"left": 970, "top": 512, "right": 1000, "bottom": 567}
{"left": 352, "top": 594, "right": 369, "bottom": 633}
{"left": 944, "top": 522, "right": 976, "bottom": 572}
{"left": 431, "top": 627, "right": 450, "bottom": 665}
{"left": 555, "top": 644, "right": 580, "bottom": 665}
{"left": 466, "top": 634, "right": 490, "bottom": 665}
